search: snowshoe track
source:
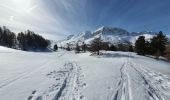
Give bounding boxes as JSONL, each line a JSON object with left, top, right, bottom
{"left": 27, "top": 61, "right": 86, "bottom": 100}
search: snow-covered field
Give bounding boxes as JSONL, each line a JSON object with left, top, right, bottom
{"left": 0, "top": 46, "right": 170, "bottom": 100}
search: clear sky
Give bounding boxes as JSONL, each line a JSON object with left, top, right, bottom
{"left": 0, "top": 0, "right": 170, "bottom": 40}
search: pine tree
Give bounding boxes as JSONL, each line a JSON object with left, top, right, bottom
{"left": 101, "top": 42, "right": 109, "bottom": 51}
{"left": 54, "top": 44, "right": 58, "bottom": 51}
{"left": 82, "top": 42, "right": 87, "bottom": 52}
{"left": 129, "top": 45, "right": 134, "bottom": 52}
{"left": 151, "top": 31, "right": 167, "bottom": 59}
{"left": 2, "top": 27, "right": 8, "bottom": 46}
{"left": 110, "top": 45, "right": 117, "bottom": 51}
{"left": 117, "top": 43, "right": 128, "bottom": 51}
{"left": 0, "top": 26, "right": 49, "bottom": 50}
{"left": 66, "top": 43, "right": 71, "bottom": 51}
{"left": 8, "top": 32, "right": 16, "bottom": 48}
{"left": 75, "top": 43, "right": 80, "bottom": 53}
{"left": 145, "top": 41, "right": 153, "bottom": 55}
{"left": 89, "top": 37, "right": 102, "bottom": 55}
{"left": 0, "top": 27, "right": 2, "bottom": 44}
{"left": 17, "top": 32, "right": 27, "bottom": 50}
{"left": 135, "top": 36, "right": 146, "bottom": 55}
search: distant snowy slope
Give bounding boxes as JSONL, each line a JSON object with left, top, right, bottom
{"left": 0, "top": 46, "right": 19, "bottom": 52}
{"left": 60, "top": 31, "right": 92, "bottom": 46}
{"left": 59, "top": 26, "right": 162, "bottom": 47}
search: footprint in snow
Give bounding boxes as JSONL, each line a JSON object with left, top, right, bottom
{"left": 27, "top": 90, "right": 36, "bottom": 100}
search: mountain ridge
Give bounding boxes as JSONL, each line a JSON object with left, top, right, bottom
{"left": 58, "top": 26, "right": 168, "bottom": 47}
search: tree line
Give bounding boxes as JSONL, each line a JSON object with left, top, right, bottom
{"left": 135, "top": 31, "right": 167, "bottom": 59}
{"left": 56, "top": 37, "right": 134, "bottom": 54}
{"left": 56, "top": 31, "right": 168, "bottom": 60}
{"left": 87, "top": 37, "right": 134, "bottom": 55}
{"left": 0, "top": 26, "right": 50, "bottom": 51}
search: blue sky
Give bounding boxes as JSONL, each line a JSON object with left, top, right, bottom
{"left": 0, "top": 0, "right": 170, "bottom": 40}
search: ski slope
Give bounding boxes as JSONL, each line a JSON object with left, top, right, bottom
{"left": 0, "top": 46, "right": 170, "bottom": 100}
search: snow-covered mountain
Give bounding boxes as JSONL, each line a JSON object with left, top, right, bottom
{"left": 58, "top": 26, "right": 168, "bottom": 47}
{"left": 59, "top": 31, "right": 93, "bottom": 47}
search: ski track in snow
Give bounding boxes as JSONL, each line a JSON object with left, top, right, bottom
{"left": 27, "top": 61, "right": 86, "bottom": 100}
{"left": 111, "top": 55, "right": 170, "bottom": 100}
{"left": 1, "top": 48, "right": 170, "bottom": 100}
{"left": 111, "top": 59, "right": 132, "bottom": 100}
{"left": 129, "top": 61, "right": 170, "bottom": 100}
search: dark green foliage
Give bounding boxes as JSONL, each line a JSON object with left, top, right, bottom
{"left": 128, "top": 45, "right": 134, "bottom": 52}
{"left": 145, "top": 41, "right": 154, "bottom": 55}
{"left": 165, "top": 45, "right": 170, "bottom": 60}
{"left": 135, "top": 36, "right": 146, "bottom": 55}
{"left": 0, "top": 26, "right": 50, "bottom": 51}
{"left": 75, "top": 43, "right": 80, "bottom": 53}
{"left": 82, "top": 42, "right": 87, "bottom": 52}
{"left": 0, "top": 26, "right": 16, "bottom": 48}
{"left": 17, "top": 32, "right": 27, "bottom": 50}
{"left": 0, "top": 27, "right": 2, "bottom": 41}
{"left": 66, "top": 43, "right": 71, "bottom": 51}
{"left": 17, "top": 30, "right": 49, "bottom": 50}
{"left": 134, "top": 31, "right": 167, "bottom": 59}
{"left": 89, "top": 37, "right": 103, "bottom": 55}
{"left": 54, "top": 44, "right": 58, "bottom": 51}
{"left": 110, "top": 45, "right": 117, "bottom": 51}
{"left": 117, "top": 43, "right": 129, "bottom": 51}
{"left": 151, "top": 31, "right": 167, "bottom": 59}
{"left": 101, "top": 42, "right": 110, "bottom": 51}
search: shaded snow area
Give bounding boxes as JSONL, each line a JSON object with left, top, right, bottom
{"left": 0, "top": 46, "right": 170, "bottom": 100}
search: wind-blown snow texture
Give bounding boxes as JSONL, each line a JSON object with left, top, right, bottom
{"left": 0, "top": 46, "right": 170, "bottom": 100}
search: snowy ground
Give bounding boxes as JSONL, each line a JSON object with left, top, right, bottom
{"left": 0, "top": 46, "right": 170, "bottom": 100}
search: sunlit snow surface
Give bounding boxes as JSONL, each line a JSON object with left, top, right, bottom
{"left": 0, "top": 46, "right": 170, "bottom": 100}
